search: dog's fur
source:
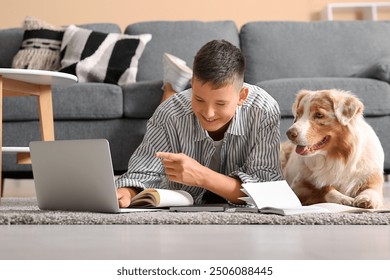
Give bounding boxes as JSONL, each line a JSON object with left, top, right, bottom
{"left": 281, "top": 89, "right": 384, "bottom": 209}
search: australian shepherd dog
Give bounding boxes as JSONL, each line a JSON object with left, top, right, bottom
{"left": 281, "top": 89, "right": 384, "bottom": 209}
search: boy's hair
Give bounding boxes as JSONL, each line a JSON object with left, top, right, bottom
{"left": 193, "top": 40, "right": 245, "bottom": 90}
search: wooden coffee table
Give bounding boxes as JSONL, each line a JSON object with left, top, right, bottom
{"left": 0, "top": 68, "right": 77, "bottom": 197}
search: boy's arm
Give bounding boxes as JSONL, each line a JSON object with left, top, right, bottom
{"left": 156, "top": 152, "right": 245, "bottom": 204}
{"left": 201, "top": 169, "right": 245, "bottom": 204}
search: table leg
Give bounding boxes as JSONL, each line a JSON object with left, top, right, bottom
{"left": 15, "top": 85, "right": 55, "bottom": 165}
{"left": 37, "top": 85, "right": 55, "bottom": 141}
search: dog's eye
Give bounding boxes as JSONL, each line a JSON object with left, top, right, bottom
{"left": 294, "top": 113, "right": 301, "bottom": 122}
{"left": 314, "top": 112, "right": 324, "bottom": 119}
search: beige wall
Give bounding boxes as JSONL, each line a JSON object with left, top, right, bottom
{"left": 1, "top": 0, "right": 390, "bottom": 30}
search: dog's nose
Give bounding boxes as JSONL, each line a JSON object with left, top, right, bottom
{"left": 286, "top": 127, "right": 298, "bottom": 141}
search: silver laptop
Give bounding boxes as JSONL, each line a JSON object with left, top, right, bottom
{"left": 29, "top": 139, "right": 141, "bottom": 213}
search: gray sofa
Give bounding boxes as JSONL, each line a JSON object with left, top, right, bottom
{"left": 1, "top": 20, "right": 390, "bottom": 178}
{"left": 240, "top": 21, "right": 390, "bottom": 173}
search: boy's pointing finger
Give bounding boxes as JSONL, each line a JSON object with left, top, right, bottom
{"left": 156, "top": 152, "right": 178, "bottom": 161}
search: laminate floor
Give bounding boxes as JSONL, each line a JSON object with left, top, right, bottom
{"left": 0, "top": 224, "right": 389, "bottom": 260}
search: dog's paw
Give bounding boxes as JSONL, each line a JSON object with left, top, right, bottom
{"left": 325, "top": 190, "right": 354, "bottom": 206}
{"left": 338, "top": 196, "right": 354, "bottom": 206}
{"left": 353, "top": 194, "right": 382, "bottom": 209}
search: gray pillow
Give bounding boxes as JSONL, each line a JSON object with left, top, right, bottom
{"left": 355, "top": 57, "right": 390, "bottom": 83}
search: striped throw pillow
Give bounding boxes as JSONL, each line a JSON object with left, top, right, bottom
{"left": 59, "top": 25, "right": 152, "bottom": 85}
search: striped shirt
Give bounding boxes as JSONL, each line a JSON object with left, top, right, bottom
{"left": 115, "top": 83, "right": 283, "bottom": 204}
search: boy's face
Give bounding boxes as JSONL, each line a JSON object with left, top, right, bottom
{"left": 191, "top": 78, "right": 248, "bottom": 138}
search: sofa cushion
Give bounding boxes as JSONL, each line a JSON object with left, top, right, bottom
{"left": 355, "top": 56, "right": 390, "bottom": 83}
{"left": 125, "top": 20, "right": 239, "bottom": 81}
{"left": 12, "top": 16, "right": 64, "bottom": 71}
{"left": 122, "top": 80, "right": 163, "bottom": 118}
{"left": 77, "top": 23, "right": 122, "bottom": 34}
{"left": 257, "top": 77, "right": 390, "bottom": 117}
{"left": 60, "top": 25, "right": 152, "bottom": 86}
{"left": 0, "top": 28, "right": 23, "bottom": 68}
{"left": 2, "top": 83, "right": 123, "bottom": 121}
{"left": 241, "top": 21, "right": 390, "bottom": 84}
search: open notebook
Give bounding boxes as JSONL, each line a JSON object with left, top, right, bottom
{"left": 236, "top": 180, "right": 390, "bottom": 215}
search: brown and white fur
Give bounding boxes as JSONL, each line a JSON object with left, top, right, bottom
{"left": 281, "top": 89, "right": 384, "bottom": 209}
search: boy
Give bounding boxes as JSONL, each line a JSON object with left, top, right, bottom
{"left": 116, "top": 40, "right": 283, "bottom": 207}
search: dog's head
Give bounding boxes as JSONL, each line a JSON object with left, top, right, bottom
{"left": 286, "top": 89, "right": 363, "bottom": 158}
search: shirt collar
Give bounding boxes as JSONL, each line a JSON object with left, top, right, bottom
{"left": 226, "top": 105, "right": 245, "bottom": 136}
{"left": 193, "top": 116, "right": 209, "bottom": 141}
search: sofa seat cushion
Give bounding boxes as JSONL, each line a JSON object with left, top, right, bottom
{"left": 241, "top": 21, "right": 390, "bottom": 84}
{"left": 125, "top": 20, "right": 239, "bottom": 82}
{"left": 2, "top": 83, "right": 123, "bottom": 121}
{"left": 257, "top": 77, "right": 390, "bottom": 117}
{"left": 122, "top": 80, "right": 163, "bottom": 118}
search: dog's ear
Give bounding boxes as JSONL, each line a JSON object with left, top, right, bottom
{"left": 333, "top": 91, "right": 364, "bottom": 125}
{"left": 292, "top": 90, "right": 310, "bottom": 117}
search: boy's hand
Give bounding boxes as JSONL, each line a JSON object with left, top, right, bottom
{"left": 117, "top": 188, "right": 133, "bottom": 208}
{"left": 156, "top": 152, "right": 205, "bottom": 186}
